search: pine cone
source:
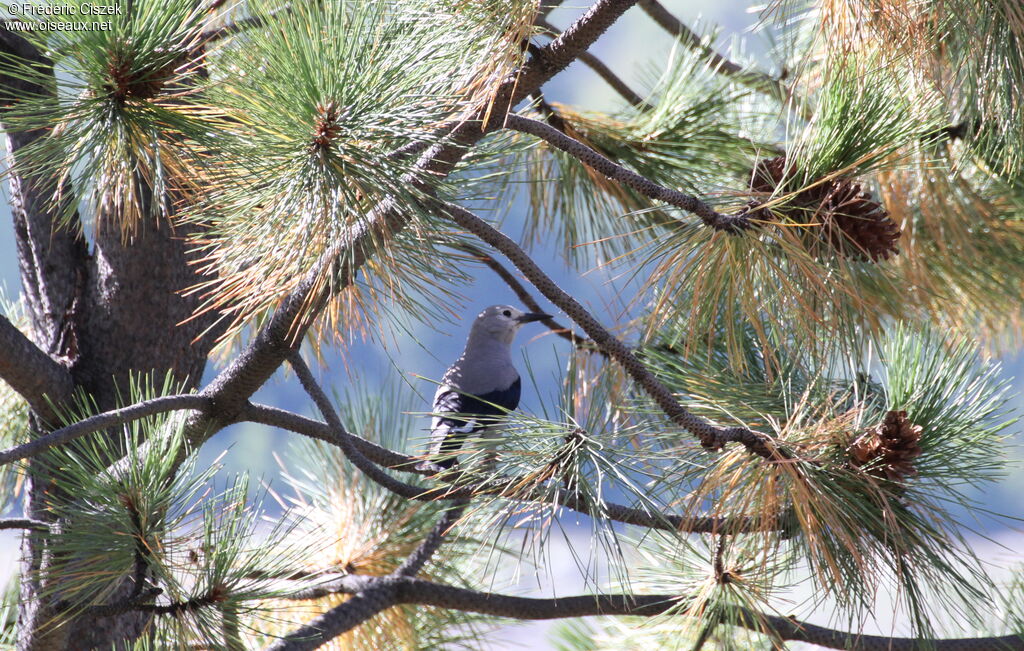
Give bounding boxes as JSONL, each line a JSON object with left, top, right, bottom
{"left": 818, "top": 179, "right": 901, "bottom": 261}
{"left": 312, "top": 101, "right": 344, "bottom": 150}
{"left": 104, "top": 46, "right": 190, "bottom": 102}
{"left": 750, "top": 155, "right": 790, "bottom": 193}
{"left": 747, "top": 156, "right": 901, "bottom": 262}
{"left": 848, "top": 410, "right": 923, "bottom": 482}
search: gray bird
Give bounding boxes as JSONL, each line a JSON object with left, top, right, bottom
{"left": 423, "top": 305, "right": 550, "bottom": 470}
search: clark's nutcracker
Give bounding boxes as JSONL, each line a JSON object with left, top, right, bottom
{"left": 423, "top": 305, "right": 550, "bottom": 470}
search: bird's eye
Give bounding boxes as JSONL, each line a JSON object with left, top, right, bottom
{"left": 502, "top": 310, "right": 512, "bottom": 317}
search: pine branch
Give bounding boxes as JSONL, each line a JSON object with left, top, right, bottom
{"left": 85, "top": 588, "right": 164, "bottom": 619}
{"left": 394, "top": 580, "right": 1024, "bottom": 650}
{"left": 636, "top": 0, "right": 790, "bottom": 100}
{"left": 271, "top": 575, "right": 1024, "bottom": 650}
{"left": 579, "top": 51, "right": 650, "bottom": 109}
{"left": 0, "top": 312, "right": 73, "bottom": 422}
{"left": 263, "top": 584, "right": 398, "bottom": 651}
{"left": 637, "top": 0, "right": 754, "bottom": 79}
{"left": 517, "top": 0, "right": 641, "bottom": 99}
{"left": 393, "top": 501, "right": 467, "bottom": 577}
{"left": 238, "top": 403, "right": 789, "bottom": 534}
{"left": 201, "top": 14, "right": 269, "bottom": 42}
{"left": 287, "top": 352, "right": 430, "bottom": 500}
{"left": 279, "top": 574, "right": 376, "bottom": 602}
{"left": 239, "top": 402, "right": 424, "bottom": 472}
{"left": 0, "top": 394, "right": 210, "bottom": 465}
{"left": 221, "top": 604, "right": 244, "bottom": 651}
{"left": 201, "top": 6, "right": 293, "bottom": 43}
{"left": 127, "top": 591, "right": 223, "bottom": 617}
{"left": 535, "top": 17, "right": 650, "bottom": 109}
{"left": 0, "top": 518, "right": 49, "bottom": 531}
{"left": 529, "top": 87, "right": 571, "bottom": 133}
{"left": 504, "top": 114, "right": 751, "bottom": 231}
{"left": 124, "top": 496, "right": 152, "bottom": 605}
{"left": 545, "top": 487, "right": 791, "bottom": 535}
{"left": 436, "top": 199, "right": 779, "bottom": 457}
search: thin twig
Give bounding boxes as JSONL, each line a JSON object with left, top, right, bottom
{"left": 201, "top": 14, "right": 265, "bottom": 42}
{"left": 287, "top": 352, "right": 431, "bottom": 501}
{"left": 450, "top": 243, "right": 591, "bottom": 347}
{"left": 637, "top": 1, "right": 790, "bottom": 98}
{"left": 504, "top": 114, "right": 752, "bottom": 232}
{"left": 535, "top": 17, "right": 650, "bottom": 109}
{"left": 280, "top": 574, "right": 376, "bottom": 602}
{"left": 534, "top": 0, "right": 566, "bottom": 24}
{"left": 436, "top": 199, "right": 782, "bottom": 458}
{"left": 578, "top": 50, "right": 651, "bottom": 109}
{"left": 221, "top": 604, "right": 244, "bottom": 651}
{"left": 529, "top": 88, "right": 571, "bottom": 133}
{"left": 0, "top": 394, "right": 210, "bottom": 466}
{"left": 638, "top": 0, "right": 761, "bottom": 81}
{"left": 240, "top": 402, "right": 424, "bottom": 472}
{"left": 123, "top": 497, "right": 151, "bottom": 603}
{"left": 86, "top": 588, "right": 163, "bottom": 619}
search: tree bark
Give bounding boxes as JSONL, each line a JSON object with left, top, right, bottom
{"left": 1, "top": 27, "right": 221, "bottom": 649}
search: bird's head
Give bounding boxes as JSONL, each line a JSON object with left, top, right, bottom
{"left": 470, "top": 305, "right": 551, "bottom": 345}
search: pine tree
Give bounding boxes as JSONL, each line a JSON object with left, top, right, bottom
{"left": 1, "top": 0, "right": 1024, "bottom": 649}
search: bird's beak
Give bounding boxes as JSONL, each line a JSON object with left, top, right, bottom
{"left": 516, "top": 312, "right": 551, "bottom": 323}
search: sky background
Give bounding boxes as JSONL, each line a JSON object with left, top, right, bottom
{"left": 2, "top": 1, "right": 1023, "bottom": 648}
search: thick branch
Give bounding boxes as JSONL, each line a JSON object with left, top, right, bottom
{"left": 0, "top": 27, "right": 87, "bottom": 415}
{"left": 0, "top": 518, "right": 49, "bottom": 531}
{"left": 275, "top": 575, "right": 1024, "bottom": 651}
{"left": 0, "top": 312, "right": 73, "bottom": 421}
{"left": 437, "top": 200, "right": 779, "bottom": 457}
{"left": 0, "top": 394, "right": 210, "bottom": 466}
{"left": 393, "top": 501, "right": 467, "bottom": 577}
{"left": 263, "top": 585, "right": 397, "bottom": 651}
{"left": 505, "top": 114, "right": 750, "bottom": 231}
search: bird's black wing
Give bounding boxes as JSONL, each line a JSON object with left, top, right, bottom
{"left": 429, "top": 377, "right": 521, "bottom": 466}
